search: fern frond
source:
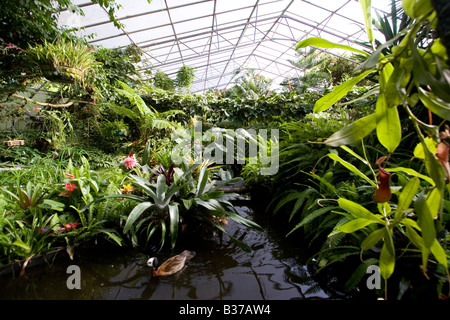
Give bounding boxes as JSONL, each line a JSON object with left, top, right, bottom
{"left": 344, "top": 257, "right": 378, "bottom": 291}
{"left": 287, "top": 205, "right": 338, "bottom": 236}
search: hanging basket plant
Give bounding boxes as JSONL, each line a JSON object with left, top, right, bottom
{"left": 26, "top": 39, "right": 97, "bottom": 87}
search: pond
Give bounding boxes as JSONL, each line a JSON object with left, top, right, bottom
{"left": 0, "top": 197, "right": 369, "bottom": 300}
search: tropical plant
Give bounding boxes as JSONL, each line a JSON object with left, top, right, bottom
{"left": 107, "top": 81, "right": 183, "bottom": 141}
{"left": 26, "top": 38, "right": 98, "bottom": 88}
{"left": 104, "top": 161, "right": 261, "bottom": 251}
{"left": 225, "top": 69, "right": 273, "bottom": 100}
{"left": 175, "top": 65, "right": 195, "bottom": 91}
{"left": 153, "top": 70, "right": 175, "bottom": 91}
{"left": 294, "top": 0, "right": 450, "bottom": 299}
{"left": 281, "top": 48, "right": 331, "bottom": 94}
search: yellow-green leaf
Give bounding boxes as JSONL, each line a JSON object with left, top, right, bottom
{"left": 361, "top": 227, "right": 385, "bottom": 250}
{"left": 327, "top": 153, "right": 376, "bottom": 187}
{"left": 324, "top": 113, "right": 377, "bottom": 147}
{"left": 314, "top": 69, "right": 376, "bottom": 112}
{"left": 413, "top": 137, "right": 437, "bottom": 159}
{"left": 379, "top": 241, "right": 396, "bottom": 280}
{"left": 414, "top": 191, "right": 436, "bottom": 249}
{"left": 376, "top": 93, "right": 401, "bottom": 153}
{"left": 338, "top": 218, "right": 374, "bottom": 233}
{"left": 296, "top": 37, "right": 369, "bottom": 57}
{"left": 395, "top": 177, "right": 420, "bottom": 221}
{"left": 338, "top": 198, "right": 384, "bottom": 224}
{"left": 359, "top": 0, "right": 373, "bottom": 43}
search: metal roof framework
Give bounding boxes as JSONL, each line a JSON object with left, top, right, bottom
{"left": 58, "top": 0, "right": 390, "bottom": 93}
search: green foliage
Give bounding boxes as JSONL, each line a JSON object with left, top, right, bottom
{"left": 104, "top": 162, "right": 260, "bottom": 252}
{"left": 152, "top": 65, "right": 195, "bottom": 92}
{"left": 225, "top": 69, "right": 273, "bottom": 99}
{"left": 153, "top": 70, "right": 175, "bottom": 91}
{"left": 292, "top": 0, "right": 450, "bottom": 298}
{"left": 175, "top": 65, "right": 196, "bottom": 90}
{"left": 107, "top": 81, "right": 183, "bottom": 141}
{"left": 26, "top": 38, "right": 98, "bottom": 87}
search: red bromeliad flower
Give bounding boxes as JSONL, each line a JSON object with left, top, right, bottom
{"left": 373, "top": 157, "right": 392, "bottom": 203}
{"left": 124, "top": 153, "right": 138, "bottom": 170}
{"left": 59, "top": 222, "right": 82, "bottom": 232}
{"left": 65, "top": 182, "right": 77, "bottom": 192}
{"left": 5, "top": 43, "right": 25, "bottom": 51}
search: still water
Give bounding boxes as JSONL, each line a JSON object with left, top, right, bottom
{"left": 0, "top": 199, "right": 352, "bottom": 300}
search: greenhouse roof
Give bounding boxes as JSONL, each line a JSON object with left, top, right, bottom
{"left": 58, "top": 0, "right": 391, "bottom": 93}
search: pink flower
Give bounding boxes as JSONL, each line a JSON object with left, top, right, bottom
{"left": 5, "top": 43, "right": 25, "bottom": 51}
{"left": 65, "top": 183, "right": 77, "bottom": 192}
{"left": 64, "top": 172, "right": 75, "bottom": 178}
{"left": 124, "top": 154, "right": 138, "bottom": 170}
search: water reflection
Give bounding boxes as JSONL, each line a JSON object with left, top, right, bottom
{"left": 0, "top": 199, "right": 332, "bottom": 300}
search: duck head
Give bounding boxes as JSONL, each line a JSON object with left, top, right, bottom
{"left": 147, "top": 257, "right": 158, "bottom": 268}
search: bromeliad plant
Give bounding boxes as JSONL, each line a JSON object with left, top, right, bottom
{"left": 109, "top": 162, "right": 261, "bottom": 252}
{"left": 296, "top": 0, "right": 450, "bottom": 298}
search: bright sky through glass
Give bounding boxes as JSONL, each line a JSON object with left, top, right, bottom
{"left": 58, "top": 0, "right": 391, "bottom": 92}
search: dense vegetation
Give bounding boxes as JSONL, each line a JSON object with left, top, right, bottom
{"left": 1, "top": 0, "right": 449, "bottom": 300}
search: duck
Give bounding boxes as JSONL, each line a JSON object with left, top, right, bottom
{"left": 147, "top": 250, "right": 196, "bottom": 277}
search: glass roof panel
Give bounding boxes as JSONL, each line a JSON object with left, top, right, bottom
{"left": 57, "top": 0, "right": 390, "bottom": 93}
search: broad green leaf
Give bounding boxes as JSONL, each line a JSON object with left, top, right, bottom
{"left": 182, "top": 198, "right": 193, "bottom": 210}
{"left": 12, "top": 240, "right": 31, "bottom": 252}
{"left": 426, "top": 187, "right": 441, "bottom": 220}
{"left": 325, "top": 113, "right": 377, "bottom": 147}
{"left": 413, "top": 137, "right": 437, "bottom": 159}
{"left": 168, "top": 204, "right": 179, "bottom": 248}
{"left": 405, "top": 218, "right": 424, "bottom": 249}
{"left": 412, "top": 46, "right": 450, "bottom": 103}
{"left": 340, "top": 145, "right": 369, "bottom": 165}
{"left": 361, "top": 227, "right": 385, "bottom": 250}
{"left": 159, "top": 220, "right": 166, "bottom": 252}
{"left": 124, "top": 202, "right": 154, "bottom": 233}
{"left": 338, "top": 218, "right": 374, "bottom": 233}
{"left": 430, "top": 239, "right": 449, "bottom": 268}
{"left": 423, "top": 136, "right": 446, "bottom": 191}
{"left": 402, "top": 0, "right": 434, "bottom": 19}
{"left": 314, "top": 69, "right": 376, "bottom": 112}
{"left": 328, "top": 153, "right": 376, "bottom": 187}
{"left": 296, "top": 37, "right": 369, "bottom": 56}
{"left": 384, "top": 224, "right": 395, "bottom": 256}
{"left": 39, "top": 199, "right": 65, "bottom": 212}
{"left": 155, "top": 174, "right": 167, "bottom": 201}
{"left": 414, "top": 191, "right": 436, "bottom": 249}
{"left": 130, "top": 174, "right": 156, "bottom": 198}
{"left": 385, "top": 167, "right": 435, "bottom": 186}
{"left": 418, "top": 87, "right": 450, "bottom": 121}
{"left": 196, "top": 165, "right": 209, "bottom": 196}
{"left": 395, "top": 177, "right": 420, "bottom": 221}
{"left": 359, "top": 0, "right": 373, "bottom": 43}
{"left": 379, "top": 241, "right": 395, "bottom": 280}
{"left": 376, "top": 93, "right": 401, "bottom": 153}
{"left": 383, "top": 64, "right": 405, "bottom": 107}
{"left": 338, "top": 198, "right": 384, "bottom": 223}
